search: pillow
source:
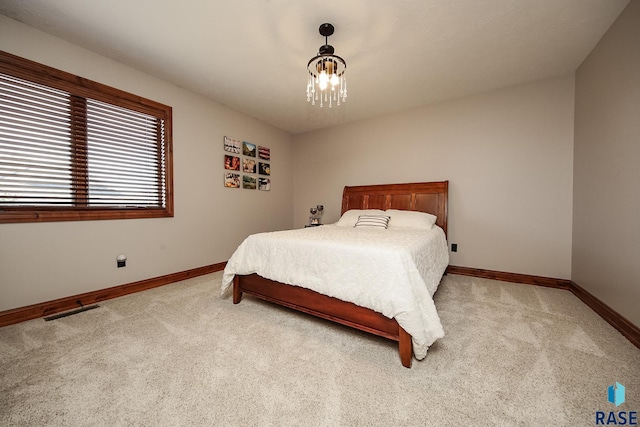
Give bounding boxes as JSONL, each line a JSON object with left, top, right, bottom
{"left": 335, "top": 209, "right": 385, "bottom": 227}
{"left": 354, "top": 215, "right": 391, "bottom": 229}
{"left": 385, "top": 209, "right": 437, "bottom": 230}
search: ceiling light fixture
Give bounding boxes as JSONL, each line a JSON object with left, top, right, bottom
{"left": 306, "top": 23, "right": 347, "bottom": 108}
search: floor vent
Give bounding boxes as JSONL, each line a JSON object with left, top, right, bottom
{"left": 44, "top": 304, "right": 100, "bottom": 321}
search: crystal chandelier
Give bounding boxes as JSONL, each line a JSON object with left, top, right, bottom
{"left": 306, "top": 23, "right": 347, "bottom": 108}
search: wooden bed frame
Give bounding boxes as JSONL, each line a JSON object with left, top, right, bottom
{"left": 233, "top": 181, "right": 449, "bottom": 368}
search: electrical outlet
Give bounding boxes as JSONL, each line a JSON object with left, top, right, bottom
{"left": 451, "top": 243, "right": 458, "bottom": 252}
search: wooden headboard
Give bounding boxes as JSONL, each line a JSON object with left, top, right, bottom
{"left": 341, "top": 181, "right": 448, "bottom": 237}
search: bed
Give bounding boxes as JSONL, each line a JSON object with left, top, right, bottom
{"left": 221, "top": 181, "right": 449, "bottom": 368}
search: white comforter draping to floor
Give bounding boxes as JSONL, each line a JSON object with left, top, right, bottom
{"left": 221, "top": 224, "right": 449, "bottom": 359}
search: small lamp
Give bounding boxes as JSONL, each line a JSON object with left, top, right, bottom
{"left": 309, "top": 204, "right": 324, "bottom": 225}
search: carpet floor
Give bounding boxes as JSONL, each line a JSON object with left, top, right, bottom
{"left": 0, "top": 272, "right": 638, "bottom": 426}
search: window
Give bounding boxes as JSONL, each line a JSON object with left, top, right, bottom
{"left": 0, "top": 51, "right": 173, "bottom": 223}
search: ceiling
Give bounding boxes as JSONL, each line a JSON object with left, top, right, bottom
{"left": 0, "top": 0, "right": 630, "bottom": 134}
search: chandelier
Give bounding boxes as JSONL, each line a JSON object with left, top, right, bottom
{"left": 306, "top": 23, "right": 347, "bottom": 108}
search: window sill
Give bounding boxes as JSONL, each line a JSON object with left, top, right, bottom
{"left": 0, "top": 208, "right": 174, "bottom": 224}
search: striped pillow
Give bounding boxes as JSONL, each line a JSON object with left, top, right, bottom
{"left": 336, "top": 209, "right": 385, "bottom": 227}
{"left": 354, "top": 215, "right": 391, "bottom": 229}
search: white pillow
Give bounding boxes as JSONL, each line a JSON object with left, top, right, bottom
{"left": 335, "top": 209, "right": 385, "bottom": 227}
{"left": 354, "top": 215, "right": 391, "bottom": 229}
{"left": 385, "top": 209, "right": 437, "bottom": 230}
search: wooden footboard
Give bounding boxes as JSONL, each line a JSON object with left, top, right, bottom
{"left": 233, "top": 274, "right": 413, "bottom": 368}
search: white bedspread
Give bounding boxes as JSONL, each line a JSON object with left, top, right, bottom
{"left": 221, "top": 224, "right": 449, "bottom": 359}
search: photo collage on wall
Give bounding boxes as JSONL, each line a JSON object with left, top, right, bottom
{"left": 224, "top": 136, "right": 270, "bottom": 191}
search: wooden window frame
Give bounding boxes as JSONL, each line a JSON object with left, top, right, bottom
{"left": 0, "top": 51, "right": 173, "bottom": 224}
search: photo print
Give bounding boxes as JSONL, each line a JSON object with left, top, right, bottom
{"left": 259, "top": 162, "right": 270, "bottom": 176}
{"left": 243, "top": 141, "right": 256, "bottom": 157}
{"left": 224, "top": 172, "right": 240, "bottom": 188}
{"left": 224, "top": 136, "right": 241, "bottom": 154}
{"left": 243, "top": 158, "right": 256, "bottom": 173}
{"left": 224, "top": 155, "right": 240, "bottom": 171}
{"left": 258, "top": 146, "right": 270, "bottom": 160}
{"left": 258, "top": 177, "right": 271, "bottom": 191}
{"left": 242, "top": 175, "right": 257, "bottom": 189}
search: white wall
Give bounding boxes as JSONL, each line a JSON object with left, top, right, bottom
{"left": 0, "top": 16, "right": 294, "bottom": 311}
{"left": 573, "top": 0, "right": 640, "bottom": 327}
{"left": 293, "top": 75, "right": 575, "bottom": 280}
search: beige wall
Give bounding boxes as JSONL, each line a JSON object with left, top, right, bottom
{"left": 0, "top": 16, "right": 294, "bottom": 311}
{"left": 293, "top": 75, "right": 575, "bottom": 280}
{"left": 573, "top": 1, "right": 640, "bottom": 326}
{"left": 6, "top": 4, "right": 635, "bottom": 326}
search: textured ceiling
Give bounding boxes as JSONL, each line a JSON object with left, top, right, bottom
{"left": 0, "top": 0, "right": 630, "bottom": 134}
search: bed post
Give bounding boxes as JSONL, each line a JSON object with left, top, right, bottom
{"left": 399, "top": 326, "right": 412, "bottom": 368}
{"left": 233, "top": 276, "right": 243, "bottom": 304}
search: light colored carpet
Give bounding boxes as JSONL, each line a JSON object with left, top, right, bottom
{"left": 0, "top": 273, "right": 638, "bottom": 426}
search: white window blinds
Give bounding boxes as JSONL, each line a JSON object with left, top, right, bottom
{"left": 0, "top": 70, "right": 168, "bottom": 212}
{"left": 0, "top": 74, "right": 74, "bottom": 205}
{"left": 86, "top": 99, "right": 166, "bottom": 208}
